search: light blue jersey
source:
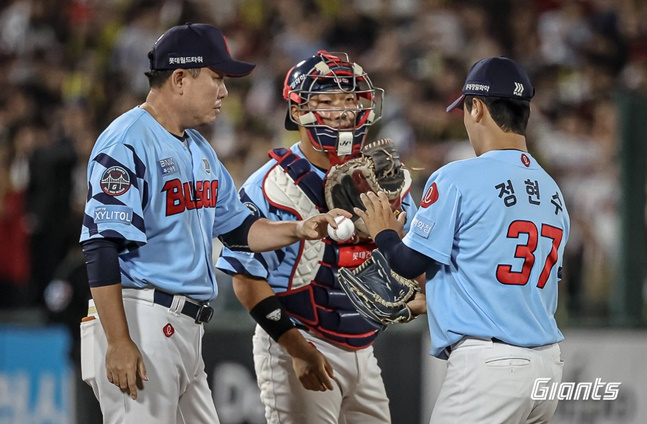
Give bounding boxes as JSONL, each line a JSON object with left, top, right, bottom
{"left": 80, "top": 107, "right": 251, "bottom": 301}
{"left": 403, "top": 150, "right": 569, "bottom": 358}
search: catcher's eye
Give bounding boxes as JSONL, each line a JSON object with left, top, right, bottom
{"left": 310, "top": 93, "right": 359, "bottom": 109}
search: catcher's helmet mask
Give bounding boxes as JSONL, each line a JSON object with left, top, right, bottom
{"left": 283, "top": 51, "right": 384, "bottom": 164}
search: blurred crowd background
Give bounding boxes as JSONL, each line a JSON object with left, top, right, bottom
{"left": 0, "top": 0, "right": 646, "bottom": 334}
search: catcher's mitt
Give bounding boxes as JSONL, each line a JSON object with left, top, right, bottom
{"left": 324, "top": 139, "right": 410, "bottom": 237}
{"left": 338, "top": 249, "right": 420, "bottom": 326}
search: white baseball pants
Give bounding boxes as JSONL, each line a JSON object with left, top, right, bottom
{"left": 252, "top": 325, "right": 391, "bottom": 424}
{"left": 80, "top": 288, "right": 220, "bottom": 424}
{"left": 430, "top": 337, "right": 564, "bottom": 424}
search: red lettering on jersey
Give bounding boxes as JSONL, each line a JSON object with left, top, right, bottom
{"left": 211, "top": 180, "right": 218, "bottom": 208}
{"left": 203, "top": 180, "right": 212, "bottom": 207}
{"left": 183, "top": 182, "right": 196, "bottom": 210}
{"left": 163, "top": 179, "right": 219, "bottom": 215}
{"left": 194, "top": 181, "right": 204, "bottom": 208}
{"left": 163, "top": 180, "right": 184, "bottom": 215}
{"left": 420, "top": 182, "right": 439, "bottom": 208}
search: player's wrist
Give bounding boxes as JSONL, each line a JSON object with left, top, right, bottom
{"left": 277, "top": 328, "right": 317, "bottom": 357}
{"left": 249, "top": 296, "right": 296, "bottom": 342}
{"left": 293, "top": 220, "right": 304, "bottom": 239}
{"left": 374, "top": 229, "right": 400, "bottom": 250}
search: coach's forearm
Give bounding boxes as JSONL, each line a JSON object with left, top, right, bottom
{"left": 90, "top": 284, "right": 132, "bottom": 343}
{"left": 247, "top": 218, "right": 301, "bottom": 252}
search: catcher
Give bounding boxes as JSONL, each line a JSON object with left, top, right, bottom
{"left": 216, "top": 50, "right": 424, "bottom": 424}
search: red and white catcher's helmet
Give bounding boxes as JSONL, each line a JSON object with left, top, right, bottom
{"left": 283, "top": 50, "right": 384, "bottom": 165}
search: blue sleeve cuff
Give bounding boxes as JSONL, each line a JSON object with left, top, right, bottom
{"left": 374, "top": 230, "right": 433, "bottom": 279}
{"left": 81, "top": 239, "right": 122, "bottom": 287}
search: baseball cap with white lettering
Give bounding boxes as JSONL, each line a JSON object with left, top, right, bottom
{"left": 149, "top": 23, "right": 255, "bottom": 77}
{"left": 446, "top": 56, "right": 534, "bottom": 112}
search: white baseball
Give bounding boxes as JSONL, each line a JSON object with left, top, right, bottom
{"left": 327, "top": 215, "right": 355, "bottom": 242}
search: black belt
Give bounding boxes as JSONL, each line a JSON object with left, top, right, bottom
{"left": 153, "top": 290, "right": 214, "bottom": 324}
{"left": 444, "top": 337, "right": 509, "bottom": 357}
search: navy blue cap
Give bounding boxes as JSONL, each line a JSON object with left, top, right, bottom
{"left": 446, "top": 56, "right": 534, "bottom": 112}
{"left": 149, "top": 23, "right": 255, "bottom": 77}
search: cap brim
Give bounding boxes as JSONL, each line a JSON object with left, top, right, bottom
{"left": 284, "top": 110, "right": 299, "bottom": 131}
{"left": 208, "top": 59, "right": 256, "bottom": 77}
{"left": 446, "top": 94, "right": 466, "bottom": 112}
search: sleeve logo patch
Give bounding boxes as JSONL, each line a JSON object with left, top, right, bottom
{"left": 93, "top": 205, "right": 133, "bottom": 224}
{"left": 420, "top": 182, "right": 439, "bottom": 208}
{"left": 266, "top": 309, "right": 282, "bottom": 321}
{"left": 100, "top": 166, "right": 131, "bottom": 196}
{"left": 411, "top": 217, "right": 435, "bottom": 239}
{"left": 159, "top": 157, "right": 178, "bottom": 176}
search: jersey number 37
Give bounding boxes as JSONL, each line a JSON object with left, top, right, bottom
{"left": 496, "top": 220, "right": 564, "bottom": 288}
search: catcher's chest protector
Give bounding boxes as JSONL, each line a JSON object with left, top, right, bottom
{"left": 263, "top": 148, "right": 382, "bottom": 349}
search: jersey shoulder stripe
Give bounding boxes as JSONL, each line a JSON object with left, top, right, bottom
{"left": 123, "top": 144, "right": 147, "bottom": 178}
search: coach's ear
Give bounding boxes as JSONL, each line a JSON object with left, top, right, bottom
{"left": 170, "top": 69, "right": 187, "bottom": 94}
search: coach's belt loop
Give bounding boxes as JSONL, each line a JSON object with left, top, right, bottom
{"left": 170, "top": 294, "right": 184, "bottom": 314}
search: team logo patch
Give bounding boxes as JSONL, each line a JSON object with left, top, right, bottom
{"left": 159, "top": 157, "right": 178, "bottom": 176}
{"left": 521, "top": 153, "right": 531, "bottom": 167}
{"left": 163, "top": 323, "right": 175, "bottom": 338}
{"left": 101, "top": 166, "right": 131, "bottom": 196}
{"left": 420, "top": 182, "right": 439, "bottom": 208}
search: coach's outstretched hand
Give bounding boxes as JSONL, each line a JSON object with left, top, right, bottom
{"left": 247, "top": 209, "right": 352, "bottom": 252}
{"left": 296, "top": 208, "right": 352, "bottom": 240}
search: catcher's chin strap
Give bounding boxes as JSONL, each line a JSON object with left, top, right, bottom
{"left": 303, "top": 130, "right": 362, "bottom": 167}
{"left": 301, "top": 108, "right": 373, "bottom": 166}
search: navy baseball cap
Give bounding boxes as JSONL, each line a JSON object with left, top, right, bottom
{"left": 446, "top": 56, "right": 534, "bottom": 112}
{"left": 149, "top": 23, "right": 255, "bottom": 77}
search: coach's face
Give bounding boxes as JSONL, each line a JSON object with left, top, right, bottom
{"left": 180, "top": 67, "right": 229, "bottom": 127}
